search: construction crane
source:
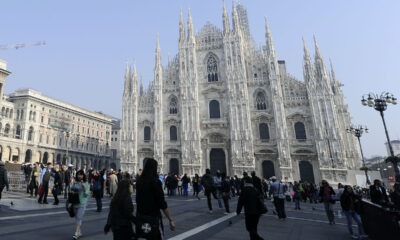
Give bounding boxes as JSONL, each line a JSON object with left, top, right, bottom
{"left": 0, "top": 41, "right": 46, "bottom": 50}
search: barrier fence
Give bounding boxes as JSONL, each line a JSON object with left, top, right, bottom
{"left": 360, "top": 200, "right": 400, "bottom": 240}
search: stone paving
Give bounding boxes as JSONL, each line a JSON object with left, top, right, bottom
{"left": 0, "top": 191, "right": 362, "bottom": 240}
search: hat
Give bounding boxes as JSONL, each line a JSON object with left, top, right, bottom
{"left": 0, "top": 161, "right": 5, "bottom": 166}
{"left": 243, "top": 171, "right": 248, "bottom": 176}
{"left": 271, "top": 176, "right": 277, "bottom": 180}
{"left": 68, "top": 164, "right": 74, "bottom": 167}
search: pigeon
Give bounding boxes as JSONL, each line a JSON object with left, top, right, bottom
{"left": 228, "top": 220, "right": 232, "bottom": 226}
{"left": 10, "top": 201, "right": 14, "bottom": 206}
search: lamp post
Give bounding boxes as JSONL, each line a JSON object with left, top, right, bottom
{"left": 361, "top": 92, "right": 399, "bottom": 183}
{"left": 346, "top": 125, "right": 370, "bottom": 185}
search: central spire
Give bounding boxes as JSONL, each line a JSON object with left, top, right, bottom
{"left": 155, "top": 34, "right": 161, "bottom": 68}
{"left": 232, "top": 0, "right": 240, "bottom": 33}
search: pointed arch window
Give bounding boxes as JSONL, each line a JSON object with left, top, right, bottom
{"left": 170, "top": 126, "right": 177, "bottom": 141}
{"left": 209, "top": 100, "right": 221, "bottom": 119}
{"left": 169, "top": 97, "right": 178, "bottom": 114}
{"left": 295, "top": 122, "right": 307, "bottom": 140}
{"left": 256, "top": 92, "right": 267, "bottom": 110}
{"left": 259, "top": 123, "right": 270, "bottom": 141}
{"left": 207, "top": 55, "right": 218, "bottom": 82}
{"left": 144, "top": 126, "right": 151, "bottom": 141}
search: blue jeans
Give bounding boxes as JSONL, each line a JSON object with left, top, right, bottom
{"left": 183, "top": 184, "right": 188, "bottom": 196}
{"left": 295, "top": 199, "right": 300, "bottom": 209}
{"left": 73, "top": 204, "right": 87, "bottom": 226}
{"left": 344, "top": 210, "right": 365, "bottom": 236}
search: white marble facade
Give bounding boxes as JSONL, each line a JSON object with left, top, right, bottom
{"left": 120, "top": 2, "right": 362, "bottom": 185}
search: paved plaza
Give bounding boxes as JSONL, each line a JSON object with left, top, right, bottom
{"left": 0, "top": 191, "right": 357, "bottom": 240}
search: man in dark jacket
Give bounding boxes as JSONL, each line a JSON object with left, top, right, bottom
{"left": 24, "top": 164, "right": 32, "bottom": 193}
{"left": 201, "top": 169, "right": 219, "bottom": 213}
{"left": 38, "top": 162, "right": 53, "bottom": 204}
{"left": 237, "top": 176, "right": 264, "bottom": 240}
{"left": 0, "top": 161, "right": 9, "bottom": 203}
{"left": 370, "top": 179, "right": 389, "bottom": 206}
{"left": 52, "top": 165, "right": 62, "bottom": 205}
{"left": 64, "top": 164, "right": 72, "bottom": 199}
{"left": 251, "top": 171, "right": 262, "bottom": 193}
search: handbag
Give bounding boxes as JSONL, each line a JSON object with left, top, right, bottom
{"left": 68, "top": 192, "right": 80, "bottom": 204}
{"left": 65, "top": 200, "right": 75, "bottom": 218}
{"left": 38, "top": 186, "right": 44, "bottom": 197}
{"left": 135, "top": 214, "right": 161, "bottom": 239}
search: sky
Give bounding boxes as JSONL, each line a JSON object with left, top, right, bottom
{"left": 1, "top": 0, "right": 399, "bottom": 158}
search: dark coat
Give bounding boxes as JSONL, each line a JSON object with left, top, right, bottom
{"left": 105, "top": 195, "right": 135, "bottom": 231}
{"left": 252, "top": 176, "right": 262, "bottom": 193}
{"left": 136, "top": 178, "right": 168, "bottom": 218}
{"left": 237, "top": 183, "right": 261, "bottom": 215}
{"left": 340, "top": 192, "right": 362, "bottom": 213}
{"left": 370, "top": 185, "right": 389, "bottom": 205}
{"left": 390, "top": 190, "right": 400, "bottom": 210}
{"left": 0, "top": 167, "right": 9, "bottom": 189}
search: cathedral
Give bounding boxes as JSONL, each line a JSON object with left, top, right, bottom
{"left": 120, "top": 2, "right": 362, "bottom": 185}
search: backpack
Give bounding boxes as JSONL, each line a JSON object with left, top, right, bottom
{"left": 202, "top": 175, "right": 215, "bottom": 190}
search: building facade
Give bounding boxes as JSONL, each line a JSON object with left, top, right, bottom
{"left": 0, "top": 60, "right": 113, "bottom": 169}
{"left": 120, "top": 3, "right": 362, "bottom": 184}
{"left": 110, "top": 119, "right": 121, "bottom": 170}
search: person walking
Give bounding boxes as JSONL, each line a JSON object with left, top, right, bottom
{"left": 293, "top": 181, "right": 301, "bottom": 210}
{"left": 213, "top": 171, "right": 224, "bottom": 209}
{"left": 92, "top": 170, "right": 104, "bottom": 212}
{"left": 340, "top": 185, "right": 368, "bottom": 239}
{"left": 52, "top": 165, "right": 62, "bottom": 205}
{"left": 319, "top": 180, "right": 336, "bottom": 225}
{"left": 28, "top": 162, "right": 41, "bottom": 198}
{"left": 269, "top": 176, "right": 286, "bottom": 219}
{"left": 192, "top": 174, "right": 201, "bottom": 200}
{"left": 0, "top": 161, "right": 9, "bottom": 205}
{"left": 71, "top": 170, "right": 90, "bottom": 240}
{"left": 251, "top": 172, "right": 262, "bottom": 193}
{"left": 182, "top": 174, "right": 190, "bottom": 197}
{"left": 24, "top": 164, "right": 32, "bottom": 194}
{"left": 64, "top": 164, "right": 73, "bottom": 199}
{"left": 104, "top": 180, "right": 136, "bottom": 240}
{"left": 201, "top": 169, "right": 219, "bottom": 213}
{"left": 177, "top": 175, "right": 183, "bottom": 196}
{"left": 221, "top": 172, "right": 231, "bottom": 214}
{"left": 136, "top": 158, "right": 175, "bottom": 239}
{"left": 38, "top": 162, "right": 53, "bottom": 204}
{"left": 237, "top": 176, "right": 264, "bottom": 240}
{"left": 109, "top": 170, "right": 118, "bottom": 197}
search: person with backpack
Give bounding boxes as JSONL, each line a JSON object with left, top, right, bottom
{"left": 201, "top": 169, "right": 219, "bottom": 213}
{"left": 237, "top": 176, "right": 265, "bottom": 240}
{"left": 92, "top": 169, "right": 103, "bottom": 212}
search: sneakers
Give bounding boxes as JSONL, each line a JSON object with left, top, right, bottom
{"left": 360, "top": 234, "right": 368, "bottom": 239}
{"left": 209, "top": 210, "right": 213, "bottom": 214}
{"left": 351, "top": 235, "right": 358, "bottom": 239}
{"left": 72, "top": 231, "right": 82, "bottom": 240}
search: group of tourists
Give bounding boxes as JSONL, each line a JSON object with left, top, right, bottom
{"left": 2, "top": 159, "right": 400, "bottom": 240}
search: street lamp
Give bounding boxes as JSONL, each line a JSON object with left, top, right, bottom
{"left": 346, "top": 125, "right": 370, "bottom": 185}
{"left": 361, "top": 92, "right": 399, "bottom": 183}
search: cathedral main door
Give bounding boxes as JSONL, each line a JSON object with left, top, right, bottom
{"left": 299, "top": 161, "right": 315, "bottom": 183}
{"left": 210, "top": 148, "right": 226, "bottom": 175}
{"left": 169, "top": 158, "right": 179, "bottom": 175}
{"left": 262, "top": 160, "right": 275, "bottom": 179}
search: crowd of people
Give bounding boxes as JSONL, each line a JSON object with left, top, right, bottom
{"left": 0, "top": 160, "right": 400, "bottom": 239}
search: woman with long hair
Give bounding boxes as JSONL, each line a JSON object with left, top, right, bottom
{"left": 104, "top": 179, "right": 136, "bottom": 240}
{"left": 136, "top": 158, "right": 175, "bottom": 239}
{"left": 71, "top": 170, "right": 90, "bottom": 240}
{"left": 340, "top": 185, "right": 367, "bottom": 239}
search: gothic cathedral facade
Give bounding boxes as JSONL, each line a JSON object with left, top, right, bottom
{"left": 120, "top": 3, "right": 362, "bottom": 185}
